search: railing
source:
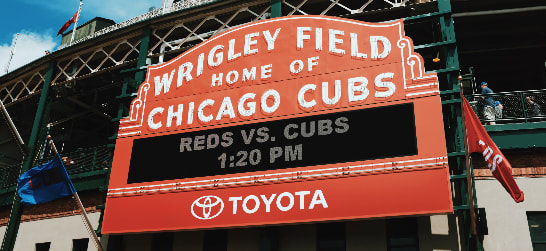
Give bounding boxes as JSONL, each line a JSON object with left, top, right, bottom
{"left": 0, "top": 145, "right": 112, "bottom": 190}
{"left": 60, "top": 0, "right": 218, "bottom": 49}
{"left": 2, "top": 89, "right": 542, "bottom": 188}
{"left": 466, "top": 89, "right": 546, "bottom": 124}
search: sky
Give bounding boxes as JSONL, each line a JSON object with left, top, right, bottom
{"left": 0, "top": 0, "right": 160, "bottom": 76}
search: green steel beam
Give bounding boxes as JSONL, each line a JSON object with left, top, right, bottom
{"left": 486, "top": 121, "right": 546, "bottom": 131}
{"left": 434, "top": 0, "right": 481, "bottom": 249}
{"left": 270, "top": 0, "right": 282, "bottom": 18}
{"left": 73, "top": 176, "right": 109, "bottom": 192}
{"left": 440, "top": 89, "right": 461, "bottom": 95}
{"left": 453, "top": 205, "right": 470, "bottom": 211}
{"left": 93, "top": 28, "right": 154, "bottom": 240}
{"left": 135, "top": 28, "right": 151, "bottom": 84}
{"left": 450, "top": 172, "right": 467, "bottom": 180}
{"left": 442, "top": 99, "right": 461, "bottom": 105}
{"left": 404, "top": 10, "right": 451, "bottom": 21}
{"left": 431, "top": 67, "right": 459, "bottom": 74}
{"left": 489, "top": 129, "right": 546, "bottom": 149}
{"left": 414, "top": 40, "right": 456, "bottom": 49}
{"left": 1, "top": 62, "right": 56, "bottom": 251}
{"left": 448, "top": 151, "right": 465, "bottom": 157}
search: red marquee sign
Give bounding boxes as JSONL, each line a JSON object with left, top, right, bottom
{"left": 102, "top": 16, "right": 452, "bottom": 234}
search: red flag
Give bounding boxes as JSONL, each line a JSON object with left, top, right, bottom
{"left": 57, "top": 11, "right": 79, "bottom": 36}
{"left": 463, "top": 96, "right": 524, "bottom": 202}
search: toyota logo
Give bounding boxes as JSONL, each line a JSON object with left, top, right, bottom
{"left": 191, "top": 195, "right": 224, "bottom": 220}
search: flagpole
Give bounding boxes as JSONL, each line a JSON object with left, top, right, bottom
{"left": 458, "top": 78, "right": 479, "bottom": 242}
{"left": 70, "top": 0, "right": 83, "bottom": 45}
{"left": 48, "top": 136, "right": 104, "bottom": 251}
{"left": 0, "top": 99, "right": 25, "bottom": 154}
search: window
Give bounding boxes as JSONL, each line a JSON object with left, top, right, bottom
{"left": 151, "top": 232, "right": 174, "bottom": 251}
{"left": 203, "top": 229, "right": 228, "bottom": 251}
{"left": 527, "top": 212, "right": 546, "bottom": 251}
{"left": 259, "top": 227, "right": 279, "bottom": 251}
{"left": 35, "top": 242, "right": 51, "bottom": 251}
{"left": 72, "top": 238, "right": 89, "bottom": 251}
{"left": 317, "top": 222, "right": 346, "bottom": 251}
{"left": 386, "top": 218, "right": 419, "bottom": 251}
{"left": 106, "top": 235, "right": 123, "bottom": 250}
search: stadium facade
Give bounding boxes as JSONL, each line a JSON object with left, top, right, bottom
{"left": 0, "top": 0, "right": 545, "bottom": 250}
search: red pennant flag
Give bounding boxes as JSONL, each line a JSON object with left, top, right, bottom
{"left": 463, "top": 96, "right": 524, "bottom": 203}
{"left": 57, "top": 11, "right": 79, "bottom": 36}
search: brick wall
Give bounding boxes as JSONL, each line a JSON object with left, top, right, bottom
{"left": 473, "top": 150, "right": 546, "bottom": 179}
{"left": 0, "top": 190, "right": 104, "bottom": 226}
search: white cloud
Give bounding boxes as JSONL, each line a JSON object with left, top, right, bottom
{"left": 0, "top": 0, "right": 159, "bottom": 76}
{"left": 0, "top": 31, "right": 57, "bottom": 76}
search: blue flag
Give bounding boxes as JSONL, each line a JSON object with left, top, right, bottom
{"left": 17, "top": 154, "right": 76, "bottom": 205}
